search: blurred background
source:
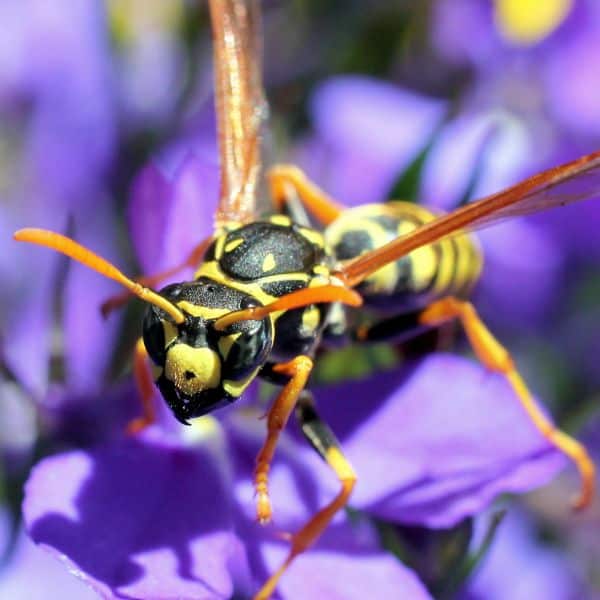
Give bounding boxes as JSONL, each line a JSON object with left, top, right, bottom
{"left": 1, "top": 0, "right": 600, "bottom": 598}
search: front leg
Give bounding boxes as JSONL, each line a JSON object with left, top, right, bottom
{"left": 254, "top": 355, "right": 314, "bottom": 524}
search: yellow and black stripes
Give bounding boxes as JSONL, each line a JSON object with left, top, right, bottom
{"left": 196, "top": 215, "right": 338, "bottom": 362}
{"left": 142, "top": 279, "right": 274, "bottom": 422}
{"left": 325, "top": 202, "right": 482, "bottom": 309}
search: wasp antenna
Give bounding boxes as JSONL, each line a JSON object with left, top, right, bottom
{"left": 14, "top": 228, "right": 185, "bottom": 324}
{"left": 214, "top": 285, "right": 362, "bottom": 331}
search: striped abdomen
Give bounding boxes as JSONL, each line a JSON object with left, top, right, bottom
{"left": 325, "top": 202, "right": 482, "bottom": 311}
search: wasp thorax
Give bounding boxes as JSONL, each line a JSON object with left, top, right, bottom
{"left": 142, "top": 278, "right": 273, "bottom": 423}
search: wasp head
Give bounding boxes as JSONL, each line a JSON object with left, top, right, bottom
{"left": 142, "top": 278, "right": 273, "bottom": 423}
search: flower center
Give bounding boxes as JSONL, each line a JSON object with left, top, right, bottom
{"left": 494, "top": 0, "right": 573, "bottom": 45}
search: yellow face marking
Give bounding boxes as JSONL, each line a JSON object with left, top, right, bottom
{"left": 164, "top": 345, "right": 221, "bottom": 395}
{"left": 301, "top": 306, "right": 320, "bottom": 336}
{"left": 494, "top": 0, "right": 573, "bottom": 45}
{"left": 223, "top": 366, "right": 261, "bottom": 397}
{"left": 269, "top": 215, "right": 292, "bottom": 226}
{"left": 224, "top": 238, "right": 244, "bottom": 253}
{"left": 177, "top": 300, "right": 230, "bottom": 320}
{"left": 218, "top": 332, "right": 241, "bottom": 360}
{"left": 162, "top": 320, "right": 178, "bottom": 348}
{"left": 262, "top": 253, "right": 276, "bottom": 272}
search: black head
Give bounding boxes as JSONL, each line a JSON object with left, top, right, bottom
{"left": 142, "top": 278, "right": 273, "bottom": 423}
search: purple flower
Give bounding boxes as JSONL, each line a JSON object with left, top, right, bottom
{"left": 107, "top": 2, "right": 187, "bottom": 130}
{"left": 428, "top": 0, "right": 600, "bottom": 264}
{"left": 127, "top": 136, "right": 219, "bottom": 279}
{"left": 22, "top": 354, "right": 565, "bottom": 598}
{"left": 0, "top": 0, "right": 119, "bottom": 398}
{"left": 0, "top": 527, "right": 98, "bottom": 600}
{"left": 294, "top": 76, "right": 446, "bottom": 206}
{"left": 462, "top": 510, "right": 589, "bottom": 600}
{"left": 12, "top": 129, "right": 566, "bottom": 597}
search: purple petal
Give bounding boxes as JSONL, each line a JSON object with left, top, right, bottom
{"left": 23, "top": 436, "right": 246, "bottom": 599}
{"left": 308, "top": 355, "right": 565, "bottom": 527}
{"left": 63, "top": 203, "right": 123, "bottom": 393}
{"left": 261, "top": 523, "right": 432, "bottom": 600}
{"left": 1, "top": 0, "right": 116, "bottom": 397}
{"left": 301, "top": 76, "right": 445, "bottom": 205}
{"left": 474, "top": 219, "right": 564, "bottom": 330}
{"left": 429, "top": 0, "right": 498, "bottom": 67}
{"left": 1, "top": 206, "right": 65, "bottom": 397}
{"left": 127, "top": 162, "right": 171, "bottom": 274}
{"left": 463, "top": 511, "right": 588, "bottom": 600}
{"left": 226, "top": 418, "right": 431, "bottom": 599}
{"left": 421, "top": 111, "right": 564, "bottom": 329}
{"left": 420, "top": 110, "right": 533, "bottom": 211}
{"left": 544, "top": 23, "right": 600, "bottom": 136}
{"left": 128, "top": 153, "right": 218, "bottom": 278}
{"left": 0, "top": 376, "right": 37, "bottom": 460}
{"left": 20, "top": 0, "right": 115, "bottom": 202}
{"left": 118, "top": 34, "right": 184, "bottom": 129}
{"left": 0, "top": 528, "right": 98, "bottom": 600}
{"left": 530, "top": 146, "right": 600, "bottom": 262}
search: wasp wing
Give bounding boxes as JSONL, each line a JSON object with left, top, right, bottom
{"left": 339, "top": 150, "right": 600, "bottom": 287}
{"left": 210, "top": 0, "right": 266, "bottom": 228}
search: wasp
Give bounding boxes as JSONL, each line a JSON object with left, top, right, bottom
{"left": 13, "top": 1, "right": 600, "bottom": 598}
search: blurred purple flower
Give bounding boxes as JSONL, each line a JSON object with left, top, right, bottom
{"left": 107, "top": 1, "right": 186, "bottom": 129}
{"left": 0, "top": 527, "right": 98, "bottom": 600}
{"left": 295, "top": 76, "right": 446, "bottom": 206}
{"left": 22, "top": 354, "right": 565, "bottom": 598}
{"left": 0, "top": 0, "right": 120, "bottom": 398}
{"left": 429, "top": 0, "right": 600, "bottom": 264}
{"left": 461, "top": 510, "right": 588, "bottom": 600}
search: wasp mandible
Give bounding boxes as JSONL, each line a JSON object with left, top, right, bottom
{"left": 13, "top": 0, "right": 600, "bottom": 598}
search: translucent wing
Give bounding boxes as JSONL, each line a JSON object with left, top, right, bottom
{"left": 210, "top": 0, "right": 266, "bottom": 228}
{"left": 339, "top": 150, "right": 600, "bottom": 287}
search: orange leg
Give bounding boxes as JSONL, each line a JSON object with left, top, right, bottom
{"left": 255, "top": 356, "right": 314, "bottom": 525}
{"left": 100, "top": 237, "right": 212, "bottom": 317}
{"left": 420, "top": 297, "right": 596, "bottom": 510}
{"left": 126, "top": 337, "right": 157, "bottom": 435}
{"left": 267, "top": 164, "right": 344, "bottom": 225}
{"left": 255, "top": 394, "right": 356, "bottom": 600}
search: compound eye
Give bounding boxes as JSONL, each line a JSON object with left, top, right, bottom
{"left": 143, "top": 308, "right": 175, "bottom": 366}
